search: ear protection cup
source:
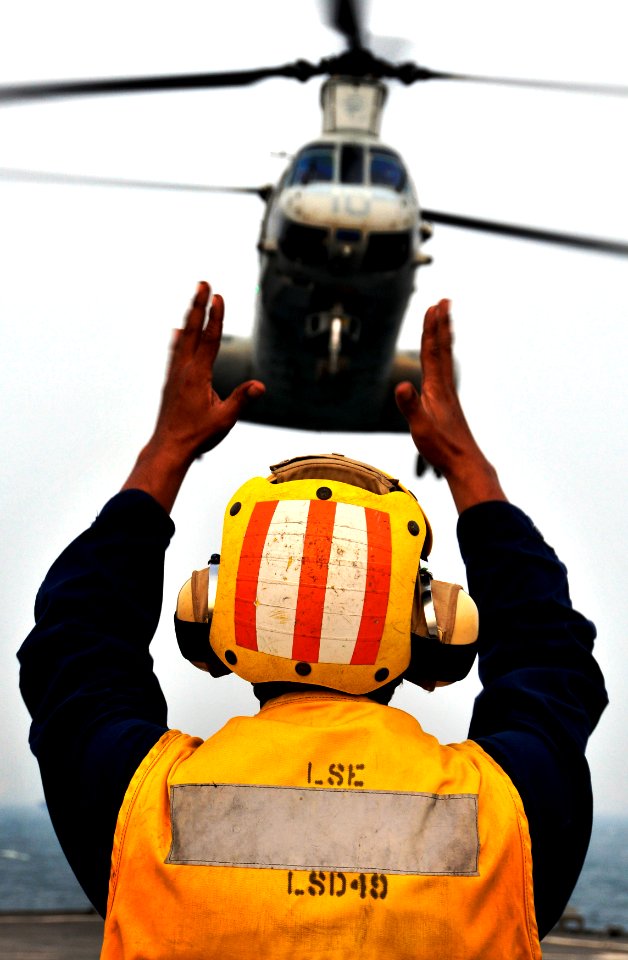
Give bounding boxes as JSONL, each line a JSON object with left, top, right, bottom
{"left": 404, "top": 566, "right": 479, "bottom": 690}
{"left": 174, "top": 617, "right": 231, "bottom": 677}
{"left": 175, "top": 557, "right": 230, "bottom": 677}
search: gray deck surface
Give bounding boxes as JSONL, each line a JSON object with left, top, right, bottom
{"left": 0, "top": 912, "right": 104, "bottom": 959}
{"left": 1, "top": 913, "right": 628, "bottom": 959}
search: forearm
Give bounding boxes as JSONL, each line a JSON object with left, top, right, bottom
{"left": 443, "top": 452, "right": 507, "bottom": 514}
{"left": 121, "top": 437, "right": 196, "bottom": 514}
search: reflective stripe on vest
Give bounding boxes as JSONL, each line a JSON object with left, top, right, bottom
{"left": 167, "top": 782, "right": 479, "bottom": 874}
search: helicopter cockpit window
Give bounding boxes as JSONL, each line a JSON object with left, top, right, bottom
{"left": 340, "top": 145, "right": 364, "bottom": 185}
{"left": 289, "top": 147, "right": 334, "bottom": 186}
{"left": 370, "top": 150, "right": 407, "bottom": 192}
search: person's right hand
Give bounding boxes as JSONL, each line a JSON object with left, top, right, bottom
{"left": 395, "top": 299, "right": 507, "bottom": 513}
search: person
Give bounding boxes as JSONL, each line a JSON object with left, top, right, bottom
{"left": 18, "top": 283, "right": 607, "bottom": 959}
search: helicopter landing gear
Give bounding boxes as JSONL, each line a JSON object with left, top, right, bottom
{"left": 329, "top": 315, "right": 343, "bottom": 375}
{"left": 306, "top": 306, "right": 360, "bottom": 377}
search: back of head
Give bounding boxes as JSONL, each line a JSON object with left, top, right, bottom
{"left": 175, "top": 454, "right": 478, "bottom": 699}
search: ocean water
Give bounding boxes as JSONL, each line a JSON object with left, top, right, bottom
{"left": 0, "top": 806, "right": 626, "bottom": 930}
{"left": 568, "top": 814, "right": 628, "bottom": 931}
{"left": 0, "top": 805, "right": 91, "bottom": 913}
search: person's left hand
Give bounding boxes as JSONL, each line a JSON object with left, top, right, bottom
{"left": 122, "top": 281, "right": 265, "bottom": 512}
{"left": 153, "top": 281, "right": 264, "bottom": 460}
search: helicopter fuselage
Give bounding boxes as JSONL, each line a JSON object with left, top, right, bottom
{"left": 212, "top": 79, "right": 433, "bottom": 432}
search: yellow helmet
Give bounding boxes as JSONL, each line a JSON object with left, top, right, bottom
{"left": 175, "top": 454, "right": 478, "bottom": 695}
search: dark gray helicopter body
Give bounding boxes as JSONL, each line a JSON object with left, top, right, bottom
{"left": 214, "top": 77, "right": 434, "bottom": 432}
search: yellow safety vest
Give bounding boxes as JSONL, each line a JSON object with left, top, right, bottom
{"left": 102, "top": 692, "right": 541, "bottom": 959}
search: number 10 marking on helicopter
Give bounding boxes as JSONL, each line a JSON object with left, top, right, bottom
{"left": 330, "top": 191, "right": 371, "bottom": 217}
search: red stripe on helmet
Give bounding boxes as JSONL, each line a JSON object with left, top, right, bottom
{"left": 234, "top": 500, "right": 278, "bottom": 651}
{"left": 291, "top": 499, "right": 337, "bottom": 663}
{"left": 350, "top": 508, "right": 392, "bottom": 665}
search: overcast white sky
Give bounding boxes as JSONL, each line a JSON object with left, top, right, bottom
{"left": 1, "top": 1, "right": 627, "bottom": 817}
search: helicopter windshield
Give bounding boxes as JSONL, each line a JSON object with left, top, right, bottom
{"left": 370, "top": 149, "right": 407, "bottom": 192}
{"left": 289, "top": 146, "right": 334, "bottom": 186}
{"left": 287, "top": 143, "right": 407, "bottom": 192}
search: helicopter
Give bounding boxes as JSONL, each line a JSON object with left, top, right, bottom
{"left": 1, "top": 1, "right": 628, "bottom": 441}
{"left": 214, "top": 74, "right": 435, "bottom": 434}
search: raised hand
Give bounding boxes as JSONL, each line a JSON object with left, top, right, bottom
{"left": 395, "top": 299, "right": 507, "bottom": 513}
{"left": 154, "top": 282, "right": 264, "bottom": 459}
{"left": 122, "top": 282, "right": 264, "bottom": 512}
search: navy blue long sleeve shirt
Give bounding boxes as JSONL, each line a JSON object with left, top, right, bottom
{"left": 18, "top": 490, "right": 608, "bottom": 938}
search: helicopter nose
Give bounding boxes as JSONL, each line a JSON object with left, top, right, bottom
{"left": 283, "top": 186, "right": 415, "bottom": 232}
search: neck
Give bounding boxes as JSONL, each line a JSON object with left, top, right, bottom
{"left": 252, "top": 678, "right": 402, "bottom": 707}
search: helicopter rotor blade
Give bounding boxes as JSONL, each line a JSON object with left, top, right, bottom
{"left": 397, "top": 65, "right": 628, "bottom": 96}
{"left": 0, "top": 166, "right": 273, "bottom": 200}
{"left": 322, "top": 0, "right": 367, "bottom": 51}
{"left": 0, "top": 63, "right": 323, "bottom": 104}
{"left": 422, "top": 208, "right": 628, "bottom": 257}
{"left": 321, "top": 0, "right": 409, "bottom": 62}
